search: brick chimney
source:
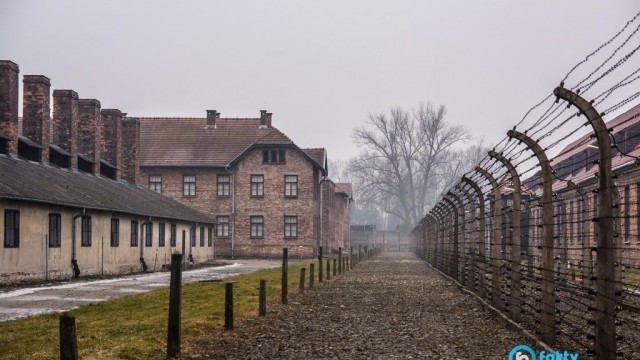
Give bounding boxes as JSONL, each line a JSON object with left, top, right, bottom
{"left": 121, "top": 117, "right": 141, "bottom": 184}
{"left": 260, "top": 110, "right": 272, "bottom": 127}
{"left": 100, "top": 109, "right": 123, "bottom": 178}
{"left": 0, "top": 60, "right": 19, "bottom": 154}
{"left": 78, "top": 99, "right": 101, "bottom": 173}
{"left": 22, "top": 75, "right": 51, "bottom": 162}
{"left": 52, "top": 89, "right": 79, "bottom": 168}
{"left": 206, "top": 110, "right": 219, "bottom": 128}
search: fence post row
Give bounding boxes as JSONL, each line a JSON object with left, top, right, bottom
{"left": 555, "top": 86, "right": 616, "bottom": 360}
{"left": 408, "top": 85, "right": 621, "bottom": 359}
{"left": 507, "top": 129, "right": 556, "bottom": 347}
{"left": 489, "top": 150, "right": 523, "bottom": 323}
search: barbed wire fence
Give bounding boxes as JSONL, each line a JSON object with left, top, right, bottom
{"left": 410, "top": 11, "right": 640, "bottom": 360}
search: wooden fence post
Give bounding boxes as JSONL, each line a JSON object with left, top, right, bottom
{"left": 282, "top": 248, "right": 288, "bottom": 304}
{"left": 309, "top": 264, "right": 315, "bottom": 289}
{"left": 318, "top": 246, "right": 323, "bottom": 283}
{"left": 167, "top": 252, "right": 182, "bottom": 358}
{"left": 299, "top": 268, "right": 306, "bottom": 293}
{"left": 225, "top": 282, "right": 234, "bottom": 330}
{"left": 59, "top": 313, "right": 78, "bottom": 360}
{"left": 507, "top": 129, "right": 555, "bottom": 346}
{"left": 555, "top": 87, "right": 616, "bottom": 359}
{"left": 259, "top": 279, "right": 266, "bottom": 317}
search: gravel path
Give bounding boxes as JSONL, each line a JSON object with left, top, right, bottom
{"left": 190, "top": 252, "right": 533, "bottom": 359}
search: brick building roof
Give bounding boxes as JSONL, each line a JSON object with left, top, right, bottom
{"left": 138, "top": 117, "right": 327, "bottom": 174}
{"left": 0, "top": 155, "right": 214, "bottom": 224}
{"left": 138, "top": 117, "right": 293, "bottom": 167}
{"left": 524, "top": 103, "right": 640, "bottom": 193}
{"left": 553, "top": 103, "right": 640, "bottom": 164}
{"left": 302, "top": 148, "right": 327, "bottom": 169}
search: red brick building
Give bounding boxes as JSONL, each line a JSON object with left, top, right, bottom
{"left": 136, "top": 111, "right": 349, "bottom": 258}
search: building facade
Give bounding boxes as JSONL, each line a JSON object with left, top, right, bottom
{"left": 136, "top": 111, "right": 351, "bottom": 258}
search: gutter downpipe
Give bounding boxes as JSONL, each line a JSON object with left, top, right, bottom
{"left": 225, "top": 165, "right": 236, "bottom": 259}
{"left": 189, "top": 224, "right": 196, "bottom": 263}
{"left": 140, "top": 218, "right": 150, "bottom": 272}
{"left": 71, "top": 209, "right": 85, "bottom": 278}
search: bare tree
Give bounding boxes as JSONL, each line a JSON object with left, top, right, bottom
{"left": 350, "top": 102, "right": 472, "bottom": 227}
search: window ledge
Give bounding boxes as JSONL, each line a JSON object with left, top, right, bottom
{"left": 250, "top": 236, "right": 265, "bottom": 240}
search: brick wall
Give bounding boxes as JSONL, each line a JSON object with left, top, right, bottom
{"left": 321, "top": 180, "right": 335, "bottom": 251}
{"left": 233, "top": 147, "right": 318, "bottom": 257}
{"left": 140, "top": 146, "right": 322, "bottom": 258}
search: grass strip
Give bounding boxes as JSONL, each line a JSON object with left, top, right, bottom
{"left": 0, "top": 261, "right": 318, "bottom": 360}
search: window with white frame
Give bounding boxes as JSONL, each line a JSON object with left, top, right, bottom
{"left": 217, "top": 216, "right": 229, "bottom": 237}
{"left": 183, "top": 175, "right": 196, "bottom": 196}
{"left": 284, "top": 215, "right": 297, "bottom": 238}
{"left": 217, "top": 174, "right": 230, "bottom": 196}
{"left": 251, "top": 175, "right": 264, "bottom": 197}
{"left": 250, "top": 216, "right": 264, "bottom": 238}
{"left": 285, "top": 175, "right": 298, "bottom": 197}
{"left": 149, "top": 175, "right": 162, "bottom": 193}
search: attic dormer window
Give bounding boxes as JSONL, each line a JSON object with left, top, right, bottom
{"left": 263, "top": 149, "right": 286, "bottom": 164}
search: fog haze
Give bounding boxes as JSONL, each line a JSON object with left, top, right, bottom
{"left": 1, "top": 1, "right": 637, "bottom": 161}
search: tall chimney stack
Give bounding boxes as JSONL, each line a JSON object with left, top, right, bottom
{"left": 78, "top": 99, "right": 101, "bottom": 173}
{"left": 260, "top": 109, "right": 271, "bottom": 127}
{"left": 22, "top": 75, "right": 51, "bottom": 162}
{"left": 121, "top": 117, "right": 141, "bottom": 184}
{"left": 52, "top": 89, "right": 79, "bottom": 168}
{"left": 0, "top": 60, "right": 19, "bottom": 154}
{"left": 100, "top": 109, "right": 123, "bottom": 178}
{"left": 206, "top": 110, "right": 219, "bottom": 128}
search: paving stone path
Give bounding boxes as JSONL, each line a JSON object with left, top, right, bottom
{"left": 190, "top": 252, "right": 533, "bottom": 359}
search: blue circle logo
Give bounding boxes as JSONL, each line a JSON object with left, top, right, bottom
{"left": 508, "top": 345, "right": 536, "bottom": 360}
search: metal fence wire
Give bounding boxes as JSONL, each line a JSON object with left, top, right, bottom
{"left": 410, "top": 11, "right": 640, "bottom": 360}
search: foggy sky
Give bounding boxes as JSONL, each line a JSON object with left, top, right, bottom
{"left": 1, "top": 1, "right": 637, "bottom": 163}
